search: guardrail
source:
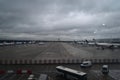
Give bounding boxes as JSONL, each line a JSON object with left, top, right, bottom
{"left": 0, "top": 58, "right": 120, "bottom": 64}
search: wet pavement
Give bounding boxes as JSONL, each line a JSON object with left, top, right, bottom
{"left": 0, "top": 42, "right": 120, "bottom": 80}
{"left": 0, "top": 64, "right": 120, "bottom": 80}
{"left": 0, "top": 42, "right": 120, "bottom": 60}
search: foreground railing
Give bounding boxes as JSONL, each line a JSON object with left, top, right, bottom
{"left": 0, "top": 58, "right": 120, "bottom": 64}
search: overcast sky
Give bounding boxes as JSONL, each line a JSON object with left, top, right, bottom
{"left": 0, "top": 0, "right": 120, "bottom": 40}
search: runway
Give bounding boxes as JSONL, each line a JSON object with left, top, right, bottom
{"left": 0, "top": 42, "right": 120, "bottom": 60}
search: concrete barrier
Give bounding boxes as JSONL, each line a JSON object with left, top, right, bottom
{"left": 112, "top": 59, "right": 115, "bottom": 63}
{"left": 116, "top": 59, "right": 119, "bottom": 63}
{"left": 12, "top": 60, "right": 16, "bottom": 64}
{"left": 44, "top": 59, "right": 47, "bottom": 64}
{"left": 76, "top": 59, "right": 79, "bottom": 63}
{"left": 56, "top": 59, "right": 59, "bottom": 64}
{"left": 34, "top": 60, "right": 37, "bottom": 64}
{"left": 81, "top": 58, "right": 84, "bottom": 62}
{"left": 0, "top": 60, "right": 2, "bottom": 64}
{"left": 89, "top": 59, "right": 93, "bottom": 63}
{"left": 1, "top": 60, "right": 6, "bottom": 64}
{"left": 102, "top": 59, "right": 105, "bottom": 63}
{"left": 29, "top": 60, "right": 32, "bottom": 64}
{"left": 91, "top": 59, "right": 95, "bottom": 63}
{"left": 71, "top": 59, "right": 74, "bottom": 63}
{"left": 48, "top": 60, "right": 51, "bottom": 64}
{"left": 9, "top": 60, "right": 13, "bottom": 64}
{"left": 14, "top": 60, "right": 18, "bottom": 64}
{"left": 5, "top": 60, "right": 8, "bottom": 64}
{"left": 39, "top": 60, "right": 42, "bottom": 64}
{"left": 24, "top": 60, "right": 27, "bottom": 64}
{"left": 57, "top": 59, "right": 61, "bottom": 63}
{"left": 98, "top": 59, "right": 102, "bottom": 63}
{"left": 106, "top": 59, "right": 110, "bottom": 63}
{"left": 53, "top": 59, "right": 56, "bottom": 63}
{"left": 19, "top": 60, "right": 23, "bottom": 64}
{"left": 75, "top": 59, "right": 78, "bottom": 63}
{"left": 46, "top": 60, "right": 49, "bottom": 64}
{"left": 62, "top": 59, "right": 65, "bottom": 63}
{"left": 67, "top": 59, "right": 70, "bottom": 63}
{"left": 118, "top": 59, "right": 120, "bottom": 63}
{"left": 109, "top": 59, "right": 112, "bottom": 63}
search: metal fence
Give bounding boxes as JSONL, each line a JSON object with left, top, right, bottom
{"left": 0, "top": 58, "right": 120, "bottom": 64}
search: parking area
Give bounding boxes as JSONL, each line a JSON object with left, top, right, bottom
{"left": 0, "top": 74, "right": 29, "bottom": 80}
{"left": 0, "top": 73, "right": 42, "bottom": 80}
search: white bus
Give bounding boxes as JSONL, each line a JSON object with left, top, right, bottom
{"left": 56, "top": 66, "right": 87, "bottom": 80}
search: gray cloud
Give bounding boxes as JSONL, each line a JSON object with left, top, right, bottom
{"left": 0, "top": 0, "right": 120, "bottom": 40}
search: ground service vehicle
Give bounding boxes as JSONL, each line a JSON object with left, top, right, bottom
{"left": 80, "top": 61, "right": 92, "bottom": 68}
{"left": 102, "top": 65, "right": 109, "bottom": 74}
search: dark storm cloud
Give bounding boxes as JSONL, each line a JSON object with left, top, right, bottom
{"left": 0, "top": 0, "right": 120, "bottom": 40}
